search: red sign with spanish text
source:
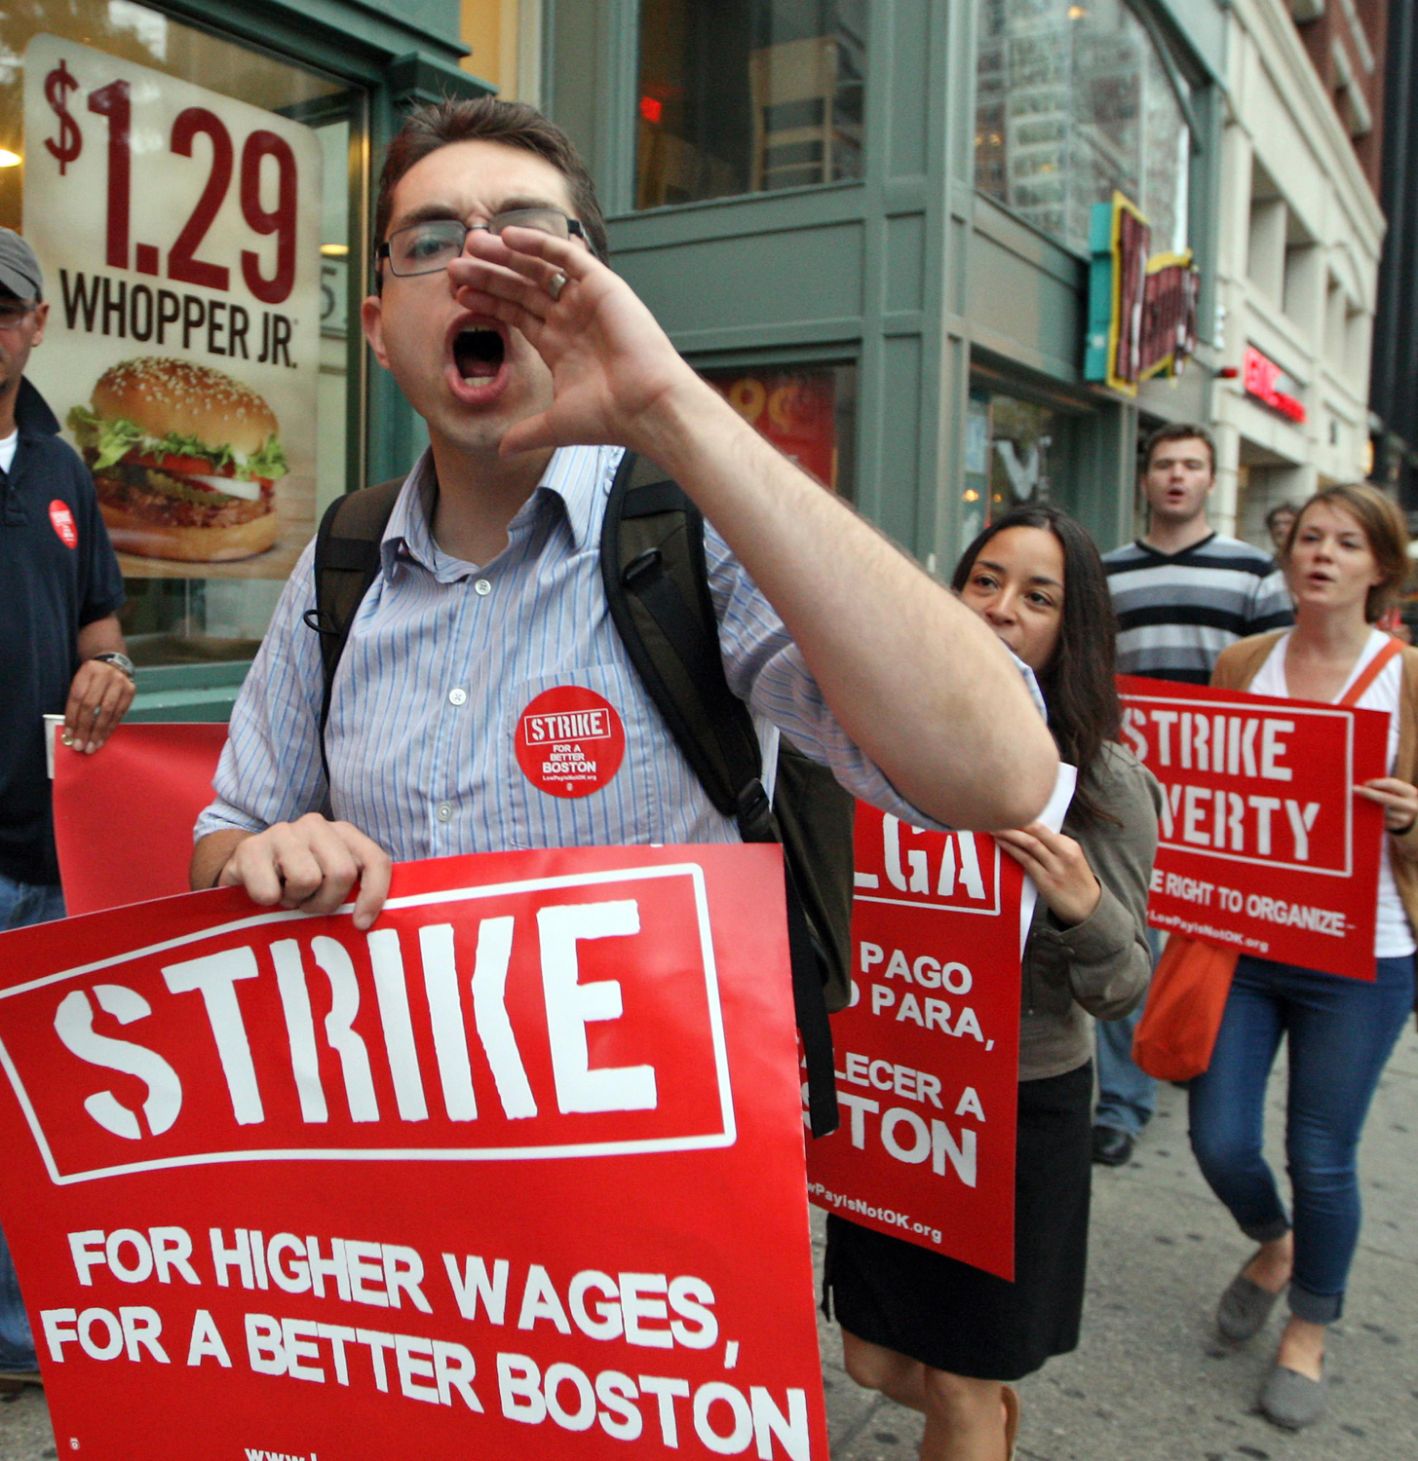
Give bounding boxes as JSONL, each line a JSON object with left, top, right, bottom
{"left": 0, "top": 847, "right": 826, "bottom": 1458}
{"left": 805, "top": 806, "right": 1025, "bottom": 1281}
{"left": 1120, "top": 676, "right": 1387, "bottom": 979}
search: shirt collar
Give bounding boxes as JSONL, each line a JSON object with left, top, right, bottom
{"left": 379, "top": 444, "right": 625, "bottom": 578}
{"left": 15, "top": 377, "right": 59, "bottom": 439}
{"left": 535, "top": 443, "right": 625, "bottom": 552}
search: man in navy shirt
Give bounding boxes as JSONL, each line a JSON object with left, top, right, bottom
{"left": 0, "top": 228, "right": 135, "bottom": 1380}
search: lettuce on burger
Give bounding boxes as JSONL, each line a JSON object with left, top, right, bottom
{"left": 69, "top": 356, "right": 286, "bottom": 562}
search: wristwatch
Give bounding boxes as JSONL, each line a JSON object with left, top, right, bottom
{"left": 91, "top": 651, "right": 136, "bottom": 680}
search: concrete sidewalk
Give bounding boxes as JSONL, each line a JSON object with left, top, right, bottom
{"left": 2, "top": 1026, "right": 1415, "bottom": 1458}
{"left": 823, "top": 1022, "right": 1418, "bottom": 1459}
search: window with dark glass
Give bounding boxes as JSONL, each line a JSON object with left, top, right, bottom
{"left": 636, "top": 0, "right": 866, "bottom": 210}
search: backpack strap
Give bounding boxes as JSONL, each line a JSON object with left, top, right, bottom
{"left": 600, "top": 453, "right": 773, "bottom": 837}
{"left": 304, "top": 476, "right": 405, "bottom": 787}
{"left": 601, "top": 451, "right": 839, "bottom": 1136}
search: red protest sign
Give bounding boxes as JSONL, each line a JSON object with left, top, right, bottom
{"left": 53, "top": 722, "right": 228, "bottom": 916}
{"left": 805, "top": 806, "right": 1024, "bottom": 1281}
{"left": 1119, "top": 676, "right": 1388, "bottom": 979}
{"left": 0, "top": 847, "right": 827, "bottom": 1460}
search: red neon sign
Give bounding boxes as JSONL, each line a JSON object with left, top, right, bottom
{"left": 1242, "top": 346, "right": 1306, "bottom": 423}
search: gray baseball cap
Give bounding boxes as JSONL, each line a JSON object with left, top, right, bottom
{"left": 0, "top": 229, "right": 42, "bottom": 300}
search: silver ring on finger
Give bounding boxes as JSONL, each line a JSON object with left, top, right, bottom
{"left": 90, "top": 705, "right": 102, "bottom": 717}
{"left": 546, "top": 269, "right": 568, "bottom": 303}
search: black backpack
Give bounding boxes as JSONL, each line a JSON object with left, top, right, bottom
{"left": 304, "top": 451, "right": 853, "bottom": 1136}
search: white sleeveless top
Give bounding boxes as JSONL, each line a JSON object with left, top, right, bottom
{"left": 1248, "top": 629, "right": 1414, "bottom": 959}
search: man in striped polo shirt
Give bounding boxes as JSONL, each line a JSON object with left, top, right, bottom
{"left": 1093, "top": 423, "right": 1293, "bottom": 1166}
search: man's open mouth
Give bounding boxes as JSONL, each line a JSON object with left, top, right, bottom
{"left": 453, "top": 328, "right": 505, "bottom": 383}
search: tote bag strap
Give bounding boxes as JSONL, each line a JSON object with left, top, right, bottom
{"left": 1339, "top": 636, "right": 1403, "bottom": 707}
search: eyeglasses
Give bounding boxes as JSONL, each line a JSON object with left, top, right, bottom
{"left": 377, "top": 207, "right": 591, "bottom": 277}
{"left": 0, "top": 303, "right": 36, "bottom": 330}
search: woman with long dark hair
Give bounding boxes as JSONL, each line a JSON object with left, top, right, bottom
{"left": 826, "top": 505, "right": 1160, "bottom": 1459}
{"left": 1191, "top": 484, "right": 1417, "bottom": 1430}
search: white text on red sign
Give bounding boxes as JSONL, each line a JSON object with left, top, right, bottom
{"left": 1121, "top": 699, "right": 1344, "bottom": 872}
{"left": 852, "top": 817, "right": 999, "bottom": 914}
{"left": 0, "top": 868, "right": 734, "bottom": 1182}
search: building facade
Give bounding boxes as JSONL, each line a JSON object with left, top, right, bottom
{"left": 10, "top": 0, "right": 1394, "bottom": 722}
{"left": 549, "top": 0, "right": 1227, "bottom": 573}
{"left": 1211, "top": 0, "right": 1385, "bottom": 542}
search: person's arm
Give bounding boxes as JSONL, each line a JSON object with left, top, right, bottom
{"left": 65, "top": 615, "right": 135, "bottom": 754}
{"left": 1004, "top": 747, "right": 1161, "bottom": 1019}
{"left": 188, "top": 539, "right": 394, "bottom": 929}
{"left": 1383, "top": 663, "right": 1418, "bottom": 861}
{"left": 447, "top": 231, "right": 1058, "bottom": 830}
{"left": 1357, "top": 655, "right": 1418, "bottom": 847}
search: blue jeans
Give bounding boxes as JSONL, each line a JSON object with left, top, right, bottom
{"left": 1094, "top": 924, "right": 1160, "bottom": 1136}
{"left": 0, "top": 870, "right": 64, "bottom": 1369}
{"left": 1188, "top": 953, "right": 1415, "bottom": 1324}
{"left": 0, "top": 872, "right": 65, "bottom": 933}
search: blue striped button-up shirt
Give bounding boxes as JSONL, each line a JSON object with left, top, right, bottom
{"left": 197, "top": 444, "right": 932, "bottom": 857}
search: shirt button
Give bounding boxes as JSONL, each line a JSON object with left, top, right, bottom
{"left": 474, "top": 578, "right": 492, "bottom": 597}
{"left": 448, "top": 687, "right": 468, "bottom": 707}
{"left": 436, "top": 802, "right": 453, "bottom": 822}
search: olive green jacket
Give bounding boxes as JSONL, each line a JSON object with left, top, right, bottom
{"left": 1021, "top": 740, "right": 1162, "bottom": 1082}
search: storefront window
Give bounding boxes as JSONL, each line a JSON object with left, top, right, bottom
{"left": 975, "top": 0, "right": 1190, "bottom": 256}
{"left": 960, "top": 389, "right": 1065, "bottom": 558}
{"left": 701, "top": 362, "right": 856, "bottom": 499}
{"left": 636, "top": 0, "right": 866, "bottom": 210}
{"left": 4, "top": 2, "right": 364, "bottom": 664}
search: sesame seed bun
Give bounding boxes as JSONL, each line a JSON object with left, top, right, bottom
{"left": 91, "top": 356, "right": 278, "bottom": 458}
{"left": 80, "top": 356, "right": 282, "bottom": 563}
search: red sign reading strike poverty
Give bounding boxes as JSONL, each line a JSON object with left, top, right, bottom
{"left": 1119, "top": 676, "right": 1387, "bottom": 980}
{"left": 0, "top": 847, "right": 827, "bottom": 1459}
{"left": 806, "top": 807, "right": 1024, "bottom": 1281}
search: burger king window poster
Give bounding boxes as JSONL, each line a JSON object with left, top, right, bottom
{"left": 22, "top": 34, "right": 321, "bottom": 580}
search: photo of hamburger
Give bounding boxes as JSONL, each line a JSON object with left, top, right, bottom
{"left": 68, "top": 357, "right": 287, "bottom": 562}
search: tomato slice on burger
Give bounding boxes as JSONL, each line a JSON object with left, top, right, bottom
{"left": 132, "top": 451, "right": 228, "bottom": 478}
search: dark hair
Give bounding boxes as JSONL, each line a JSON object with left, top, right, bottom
{"left": 1286, "top": 484, "right": 1410, "bottom": 622}
{"left": 373, "top": 97, "right": 610, "bottom": 269}
{"left": 1141, "top": 421, "right": 1215, "bottom": 475}
{"left": 952, "top": 506, "right": 1121, "bottom": 825}
{"left": 1265, "top": 501, "right": 1300, "bottom": 530}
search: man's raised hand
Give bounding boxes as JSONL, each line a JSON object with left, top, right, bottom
{"left": 447, "top": 226, "right": 711, "bottom": 458}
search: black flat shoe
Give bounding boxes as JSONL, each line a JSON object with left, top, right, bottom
{"left": 1091, "top": 1124, "right": 1135, "bottom": 1166}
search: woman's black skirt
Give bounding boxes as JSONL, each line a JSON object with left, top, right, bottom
{"left": 824, "top": 1060, "right": 1093, "bottom": 1381}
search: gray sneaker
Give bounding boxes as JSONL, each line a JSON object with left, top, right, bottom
{"left": 1259, "top": 1363, "right": 1326, "bottom": 1430}
{"left": 1217, "top": 1269, "right": 1283, "bottom": 1342}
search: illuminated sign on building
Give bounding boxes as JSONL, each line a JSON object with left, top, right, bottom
{"left": 1084, "top": 192, "right": 1200, "bottom": 397}
{"left": 1242, "top": 346, "right": 1307, "bottom": 423}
